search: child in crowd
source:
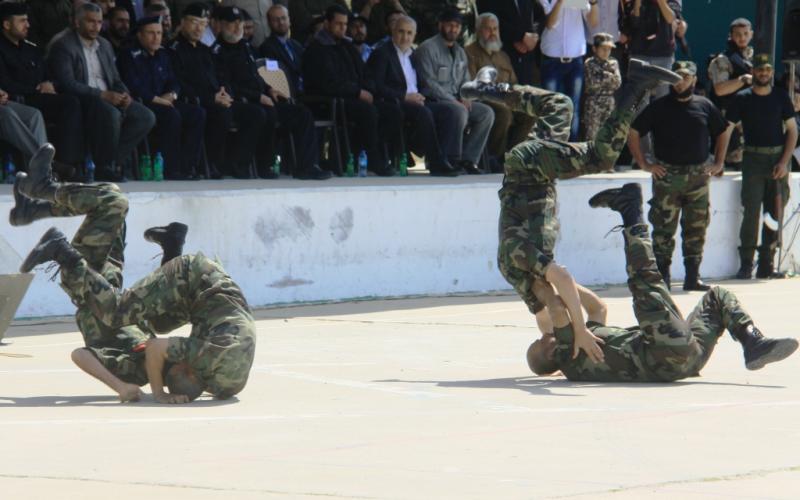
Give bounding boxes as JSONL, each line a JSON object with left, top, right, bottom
{"left": 582, "top": 33, "right": 622, "bottom": 146}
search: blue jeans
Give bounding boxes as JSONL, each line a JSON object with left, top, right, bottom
{"left": 541, "top": 56, "right": 584, "bottom": 141}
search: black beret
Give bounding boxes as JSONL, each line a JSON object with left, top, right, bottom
{"left": 182, "top": 2, "right": 210, "bottom": 19}
{"left": 215, "top": 6, "right": 243, "bottom": 22}
{"left": 0, "top": 1, "right": 27, "bottom": 21}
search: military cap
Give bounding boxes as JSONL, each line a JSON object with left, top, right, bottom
{"left": 182, "top": 2, "right": 210, "bottom": 19}
{"left": 0, "top": 1, "right": 27, "bottom": 21}
{"left": 135, "top": 15, "right": 162, "bottom": 31}
{"left": 752, "top": 53, "right": 773, "bottom": 68}
{"left": 730, "top": 18, "right": 752, "bottom": 30}
{"left": 592, "top": 32, "right": 615, "bottom": 48}
{"left": 215, "top": 6, "right": 242, "bottom": 22}
{"left": 438, "top": 7, "right": 463, "bottom": 24}
{"left": 671, "top": 60, "right": 697, "bottom": 76}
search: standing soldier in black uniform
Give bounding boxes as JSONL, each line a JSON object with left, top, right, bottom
{"left": 169, "top": 2, "right": 264, "bottom": 179}
{"left": 0, "top": 2, "right": 84, "bottom": 177}
{"left": 117, "top": 16, "right": 206, "bottom": 179}
{"left": 212, "top": 6, "right": 331, "bottom": 180}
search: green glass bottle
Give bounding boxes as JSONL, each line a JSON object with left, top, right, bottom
{"left": 398, "top": 153, "right": 408, "bottom": 177}
{"left": 345, "top": 153, "right": 355, "bottom": 177}
{"left": 139, "top": 154, "right": 152, "bottom": 181}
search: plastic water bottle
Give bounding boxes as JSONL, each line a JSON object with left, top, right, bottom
{"left": 153, "top": 152, "right": 164, "bottom": 181}
{"left": 357, "top": 150, "right": 367, "bottom": 177}
{"left": 85, "top": 156, "right": 95, "bottom": 183}
{"left": 398, "top": 153, "right": 408, "bottom": 177}
{"left": 139, "top": 154, "right": 152, "bottom": 181}
{"left": 4, "top": 154, "right": 16, "bottom": 184}
{"left": 345, "top": 153, "right": 355, "bottom": 177}
{"left": 273, "top": 155, "right": 281, "bottom": 177}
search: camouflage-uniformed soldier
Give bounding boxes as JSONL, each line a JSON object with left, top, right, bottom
{"left": 707, "top": 18, "right": 754, "bottom": 168}
{"left": 628, "top": 61, "right": 731, "bottom": 292}
{"left": 461, "top": 60, "right": 682, "bottom": 362}
{"left": 526, "top": 183, "right": 798, "bottom": 381}
{"left": 582, "top": 33, "right": 621, "bottom": 143}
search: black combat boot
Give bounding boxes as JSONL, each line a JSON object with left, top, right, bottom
{"left": 755, "top": 251, "right": 778, "bottom": 279}
{"left": 736, "top": 259, "right": 753, "bottom": 280}
{"left": 732, "top": 324, "right": 799, "bottom": 370}
{"left": 656, "top": 257, "right": 671, "bottom": 290}
{"left": 144, "top": 222, "right": 188, "bottom": 266}
{"left": 683, "top": 259, "right": 710, "bottom": 291}
{"left": 616, "top": 59, "right": 682, "bottom": 113}
{"left": 20, "top": 227, "right": 83, "bottom": 273}
{"left": 9, "top": 173, "right": 53, "bottom": 226}
{"left": 17, "top": 143, "right": 59, "bottom": 202}
{"left": 588, "top": 182, "right": 644, "bottom": 227}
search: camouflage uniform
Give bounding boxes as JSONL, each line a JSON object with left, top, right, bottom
{"left": 61, "top": 253, "right": 256, "bottom": 399}
{"left": 582, "top": 56, "right": 621, "bottom": 141}
{"left": 707, "top": 49, "right": 752, "bottom": 164}
{"left": 648, "top": 163, "right": 711, "bottom": 268}
{"left": 498, "top": 88, "right": 635, "bottom": 313}
{"left": 552, "top": 224, "right": 753, "bottom": 382}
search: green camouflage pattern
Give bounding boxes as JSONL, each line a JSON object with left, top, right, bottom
{"left": 647, "top": 162, "right": 711, "bottom": 264}
{"left": 552, "top": 224, "right": 754, "bottom": 382}
{"left": 61, "top": 253, "right": 256, "bottom": 399}
{"left": 582, "top": 57, "right": 621, "bottom": 142}
{"left": 739, "top": 151, "right": 790, "bottom": 262}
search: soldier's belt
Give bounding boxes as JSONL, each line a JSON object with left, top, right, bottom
{"left": 744, "top": 145, "right": 784, "bottom": 154}
{"left": 658, "top": 161, "right": 707, "bottom": 174}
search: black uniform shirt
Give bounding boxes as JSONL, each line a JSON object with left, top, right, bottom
{"left": 212, "top": 37, "right": 270, "bottom": 104}
{"left": 168, "top": 33, "right": 224, "bottom": 107}
{"left": 632, "top": 94, "right": 727, "bottom": 165}
{"left": 727, "top": 87, "right": 795, "bottom": 148}
{"left": 0, "top": 35, "right": 47, "bottom": 97}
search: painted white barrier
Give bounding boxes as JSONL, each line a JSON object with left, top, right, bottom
{"left": 3, "top": 172, "right": 800, "bottom": 318}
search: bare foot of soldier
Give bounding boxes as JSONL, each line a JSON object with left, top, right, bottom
{"left": 118, "top": 384, "right": 144, "bottom": 403}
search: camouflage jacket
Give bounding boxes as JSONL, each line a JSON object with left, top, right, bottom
{"left": 584, "top": 56, "right": 621, "bottom": 97}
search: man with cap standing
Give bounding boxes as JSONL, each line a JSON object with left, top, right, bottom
{"left": 628, "top": 60, "right": 732, "bottom": 291}
{"left": 169, "top": 2, "right": 263, "bottom": 179}
{"left": 0, "top": 2, "right": 84, "bottom": 176}
{"left": 708, "top": 18, "right": 754, "bottom": 171}
{"left": 117, "top": 16, "right": 206, "bottom": 179}
{"left": 727, "top": 54, "right": 798, "bottom": 280}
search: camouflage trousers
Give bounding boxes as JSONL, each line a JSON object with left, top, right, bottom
{"left": 647, "top": 162, "right": 711, "bottom": 264}
{"left": 556, "top": 224, "right": 754, "bottom": 382}
{"left": 739, "top": 150, "right": 790, "bottom": 262}
{"left": 61, "top": 252, "right": 256, "bottom": 399}
{"left": 581, "top": 95, "right": 615, "bottom": 143}
{"left": 508, "top": 84, "right": 574, "bottom": 142}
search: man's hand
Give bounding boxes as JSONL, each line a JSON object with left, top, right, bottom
{"left": 260, "top": 94, "right": 275, "bottom": 106}
{"left": 215, "top": 87, "right": 232, "bottom": 107}
{"left": 773, "top": 161, "right": 789, "bottom": 179}
{"left": 119, "top": 93, "right": 132, "bottom": 109}
{"left": 152, "top": 95, "right": 174, "bottom": 107}
{"left": 100, "top": 90, "right": 125, "bottom": 106}
{"left": 642, "top": 162, "right": 667, "bottom": 179}
{"left": 153, "top": 391, "right": 190, "bottom": 404}
{"left": 36, "top": 81, "right": 56, "bottom": 94}
{"left": 0, "top": 89, "right": 8, "bottom": 105}
{"left": 573, "top": 327, "right": 605, "bottom": 363}
{"left": 705, "top": 162, "right": 724, "bottom": 177}
{"left": 513, "top": 41, "right": 528, "bottom": 54}
{"left": 459, "top": 98, "right": 472, "bottom": 111}
{"left": 739, "top": 74, "right": 753, "bottom": 86}
{"left": 359, "top": 89, "right": 373, "bottom": 104}
{"left": 269, "top": 88, "right": 288, "bottom": 102}
{"left": 405, "top": 92, "right": 425, "bottom": 105}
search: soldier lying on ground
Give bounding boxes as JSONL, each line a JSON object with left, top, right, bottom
{"left": 460, "top": 60, "right": 682, "bottom": 365}
{"left": 11, "top": 144, "right": 190, "bottom": 402}
{"left": 526, "top": 182, "right": 798, "bottom": 381}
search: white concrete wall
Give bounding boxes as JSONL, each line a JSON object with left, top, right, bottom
{"left": 3, "top": 172, "right": 800, "bottom": 318}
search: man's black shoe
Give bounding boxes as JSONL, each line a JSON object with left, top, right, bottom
{"left": 20, "top": 226, "right": 82, "bottom": 273}
{"left": 144, "top": 222, "right": 188, "bottom": 266}
{"left": 95, "top": 165, "right": 126, "bottom": 183}
{"left": 371, "top": 165, "right": 396, "bottom": 177}
{"left": 683, "top": 260, "right": 711, "bottom": 291}
{"left": 10, "top": 173, "right": 52, "bottom": 227}
{"left": 743, "top": 334, "right": 798, "bottom": 370}
{"left": 460, "top": 161, "right": 483, "bottom": 175}
{"left": 293, "top": 165, "right": 333, "bottom": 180}
{"left": 588, "top": 182, "right": 644, "bottom": 227}
{"left": 736, "top": 261, "right": 753, "bottom": 280}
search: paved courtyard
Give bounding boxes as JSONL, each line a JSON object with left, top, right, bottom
{"left": 1, "top": 278, "right": 799, "bottom": 499}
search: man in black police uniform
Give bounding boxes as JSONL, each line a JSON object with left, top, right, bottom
{"left": 213, "top": 6, "right": 330, "bottom": 180}
{"left": 0, "top": 2, "right": 84, "bottom": 176}
{"left": 727, "top": 54, "right": 798, "bottom": 280}
{"left": 169, "top": 2, "right": 262, "bottom": 179}
{"left": 628, "top": 60, "right": 732, "bottom": 292}
{"left": 117, "top": 16, "right": 206, "bottom": 179}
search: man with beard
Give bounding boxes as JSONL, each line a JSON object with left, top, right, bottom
{"left": 102, "top": 6, "right": 132, "bottom": 54}
{"left": 465, "top": 12, "right": 535, "bottom": 171}
{"left": 348, "top": 14, "right": 372, "bottom": 63}
{"left": 708, "top": 18, "right": 754, "bottom": 170}
{"left": 727, "top": 54, "right": 798, "bottom": 280}
{"left": 628, "top": 61, "right": 731, "bottom": 292}
{"left": 259, "top": 4, "right": 304, "bottom": 96}
{"left": 414, "top": 8, "right": 494, "bottom": 175}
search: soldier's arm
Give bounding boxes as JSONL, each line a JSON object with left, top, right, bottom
{"left": 710, "top": 57, "right": 749, "bottom": 97}
{"left": 576, "top": 284, "right": 607, "bottom": 325}
{"left": 145, "top": 339, "right": 189, "bottom": 404}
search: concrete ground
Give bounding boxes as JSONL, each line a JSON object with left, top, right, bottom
{"left": 1, "top": 278, "right": 799, "bottom": 500}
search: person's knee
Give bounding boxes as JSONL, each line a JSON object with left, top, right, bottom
{"left": 71, "top": 347, "right": 89, "bottom": 364}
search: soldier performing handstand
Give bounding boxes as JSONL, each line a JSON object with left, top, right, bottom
{"left": 526, "top": 183, "right": 798, "bottom": 381}
{"left": 461, "top": 59, "right": 682, "bottom": 364}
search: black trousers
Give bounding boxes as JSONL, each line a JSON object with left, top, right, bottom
{"left": 26, "top": 92, "right": 84, "bottom": 164}
{"left": 255, "top": 101, "right": 317, "bottom": 173}
{"left": 399, "top": 101, "right": 450, "bottom": 169}
{"left": 204, "top": 101, "right": 264, "bottom": 172}
{"left": 342, "top": 98, "right": 403, "bottom": 171}
{"left": 147, "top": 101, "right": 206, "bottom": 176}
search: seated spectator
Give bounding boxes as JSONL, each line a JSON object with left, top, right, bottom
{"left": 0, "top": 87, "right": 47, "bottom": 162}
{"left": 27, "top": 0, "right": 73, "bottom": 47}
{"left": 414, "top": 8, "right": 494, "bottom": 175}
{"left": 289, "top": 0, "right": 348, "bottom": 45}
{"left": 220, "top": 0, "right": 279, "bottom": 48}
{"left": 367, "top": 14, "right": 459, "bottom": 176}
{"left": 0, "top": 2, "right": 85, "bottom": 177}
{"left": 102, "top": 6, "right": 132, "bottom": 54}
{"left": 352, "top": 0, "right": 406, "bottom": 44}
{"left": 465, "top": 12, "right": 535, "bottom": 171}
{"left": 304, "top": 4, "right": 402, "bottom": 176}
{"left": 47, "top": 2, "right": 155, "bottom": 181}
{"left": 213, "top": 6, "right": 330, "bottom": 180}
{"left": 169, "top": 2, "right": 262, "bottom": 179}
{"left": 348, "top": 14, "right": 372, "bottom": 62}
{"left": 241, "top": 8, "right": 255, "bottom": 44}
{"left": 144, "top": 2, "right": 173, "bottom": 39}
{"left": 117, "top": 0, "right": 145, "bottom": 23}
{"left": 582, "top": 32, "right": 621, "bottom": 142}
{"left": 260, "top": 4, "right": 303, "bottom": 95}
{"left": 117, "top": 16, "right": 205, "bottom": 179}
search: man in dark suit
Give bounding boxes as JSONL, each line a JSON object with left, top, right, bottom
{"left": 259, "top": 4, "right": 304, "bottom": 96}
{"left": 477, "top": 0, "right": 544, "bottom": 85}
{"left": 47, "top": 2, "right": 155, "bottom": 181}
{"left": 366, "top": 14, "right": 458, "bottom": 176}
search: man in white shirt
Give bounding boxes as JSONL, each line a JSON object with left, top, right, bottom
{"left": 538, "top": 0, "right": 598, "bottom": 140}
